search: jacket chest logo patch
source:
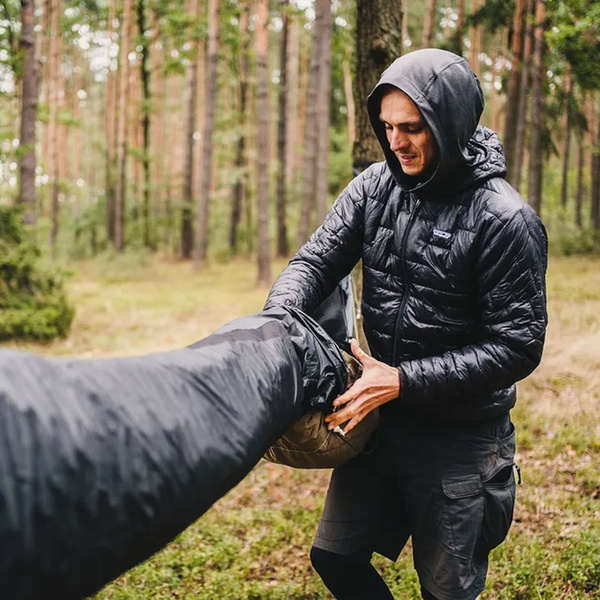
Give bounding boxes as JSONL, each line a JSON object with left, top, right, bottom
{"left": 433, "top": 228, "right": 452, "bottom": 241}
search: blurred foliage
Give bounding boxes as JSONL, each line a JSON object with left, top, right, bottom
{"left": 0, "top": 206, "right": 74, "bottom": 340}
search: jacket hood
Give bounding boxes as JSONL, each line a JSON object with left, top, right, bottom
{"left": 367, "top": 48, "right": 505, "bottom": 195}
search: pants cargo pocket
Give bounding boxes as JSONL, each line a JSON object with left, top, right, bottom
{"left": 478, "top": 461, "right": 516, "bottom": 552}
{"left": 441, "top": 474, "right": 485, "bottom": 559}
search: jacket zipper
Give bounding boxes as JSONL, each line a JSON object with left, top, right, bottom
{"left": 391, "top": 195, "right": 421, "bottom": 366}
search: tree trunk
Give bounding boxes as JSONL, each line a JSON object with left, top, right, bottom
{"left": 276, "top": 0, "right": 290, "bottom": 257}
{"left": 229, "top": 0, "right": 250, "bottom": 254}
{"left": 527, "top": 0, "right": 546, "bottom": 216}
{"left": 560, "top": 69, "right": 573, "bottom": 209}
{"left": 136, "top": 0, "right": 152, "bottom": 249}
{"left": 39, "top": 0, "right": 50, "bottom": 187}
{"left": 18, "top": 0, "right": 38, "bottom": 225}
{"left": 286, "top": 16, "right": 299, "bottom": 180}
{"left": 315, "top": 0, "right": 332, "bottom": 223}
{"left": 452, "top": 0, "right": 465, "bottom": 55}
{"left": 48, "top": 0, "right": 62, "bottom": 255}
{"left": 503, "top": 0, "right": 525, "bottom": 177}
{"left": 298, "top": 25, "right": 308, "bottom": 150}
{"left": 354, "top": 0, "right": 403, "bottom": 167}
{"left": 444, "top": 0, "right": 451, "bottom": 40}
{"left": 194, "top": 0, "right": 219, "bottom": 266}
{"left": 468, "top": 0, "right": 481, "bottom": 77}
{"left": 343, "top": 61, "right": 355, "bottom": 147}
{"left": 588, "top": 94, "right": 595, "bottom": 173}
{"left": 511, "top": 0, "right": 534, "bottom": 190}
{"left": 353, "top": 0, "right": 403, "bottom": 351}
{"left": 592, "top": 96, "right": 600, "bottom": 231}
{"left": 105, "top": 0, "right": 118, "bottom": 243}
{"left": 72, "top": 49, "right": 83, "bottom": 195}
{"left": 296, "top": 5, "right": 322, "bottom": 247}
{"left": 115, "top": 0, "right": 133, "bottom": 252}
{"left": 422, "top": 0, "right": 437, "bottom": 48}
{"left": 255, "top": 0, "right": 271, "bottom": 285}
{"left": 181, "top": 0, "right": 200, "bottom": 259}
{"left": 575, "top": 132, "right": 584, "bottom": 229}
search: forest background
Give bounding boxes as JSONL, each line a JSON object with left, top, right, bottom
{"left": 1, "top": 0, "right": 600, "bottom": 598}
{"left": 2, "top": 0, "right": 600, "bottom": 275}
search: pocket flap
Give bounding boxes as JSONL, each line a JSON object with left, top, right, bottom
{"left": 442, "top": 475, "right": 482, "bottom": 499}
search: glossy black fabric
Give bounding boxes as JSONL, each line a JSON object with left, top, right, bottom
{"left": 0, "top": 307, "right": 347, "bottom": 600}
{"left": 265, "top": 50, "right": 548, "bottom": 422}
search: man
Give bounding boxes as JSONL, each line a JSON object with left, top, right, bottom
{"left": 265, "top": 49, "right": 547, "bottom": 600}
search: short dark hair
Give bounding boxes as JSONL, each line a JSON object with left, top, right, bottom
{"left": 378, "top": 83, "right": 400, "bottom": 98}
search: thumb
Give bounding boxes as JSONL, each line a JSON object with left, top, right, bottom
{"left": 350, "top": 338, "right": 372, "bottom": 365}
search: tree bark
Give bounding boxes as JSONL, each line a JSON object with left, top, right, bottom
{"left": 575, "top": 132, "right": 584, "bottom": 229}
{"left": 560, "top": 69, "right": 573, "bottom": 209}
{"left": 298, "top": 25, "right": 308, "bottom": 150}
{"left": 592, "top": 95, "right": 600, "bottom": 231}
{"left": 343, "top": 61, "right": 355, "bottom": 148}
{"left": 296, "top": 4, "right": 322, "bottom": 247}
{"left": 444, "top": 0, "right": 451, "bottom": 40}
{"left": 229, "top": 0, "right": 250, "bottom": 254}
{"left": 181, "top": 0, "right": 200, "bottom": 259}
{"left": 354, "top": 0, "right": 403, "bottom": 167}
{"left": 353, "top": 0, "right": 403, "bottom": 351}
{"left": 455, "top": 0, "right": 465, "bottom": 55}
{"left": 39, "top": 0, "right": 50, "bottom": 193}
{"left": 422, "top": 0, "right": 437, "bottom": 48}
{"left": 511, "top": 0, "right": 534, "bottom": 190}
{"left": 194, "top": 0, "right": 219, "bottom": 266}
{"left": 115, "top": 0, "right": 133, "bottom": 252}
{"left": 315, "top": 0, "right": 332, "bottom": 223}
{"left": 48, "top": 0, "right": 62, "bottom": 255}
{"left": 18, "top": 0, "right": 38, "bottom": 225}
{"left": 468, "top": 0, "right": 482, "bottom": 77}
{"left": 286, "top": 16, "right": 299, "bottom": 180}
{"left": 255, "top": 0, "right": 271, "bottom": 285}
{"left": 503, "top": 0, "right": 525, "bottom": 177}
{"left": 105, "top": 0, "right": 118, "bottom": 243}
{"left": 276, "top": 0, "right": 290, "bottom": 257}
{"left": 527, "top": 0, "right": 546, "bottom": 216}
{"left": 136, "top": 0, "right": 152, "bottom": 249}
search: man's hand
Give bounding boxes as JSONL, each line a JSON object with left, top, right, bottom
{"left": 325, "top": 338, "right": 401, "bottom": 435}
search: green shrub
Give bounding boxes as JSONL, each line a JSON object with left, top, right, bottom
{"left": 0, "top": 206, "right": 75, "bottom": 341}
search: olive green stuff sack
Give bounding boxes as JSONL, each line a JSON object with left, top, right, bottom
{"left": 263, "top": 352, "right": 378, "bottom": 469}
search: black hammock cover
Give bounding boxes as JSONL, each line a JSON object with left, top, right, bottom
{"left": 0, "top": 305, "right": 350, "bottom": 600}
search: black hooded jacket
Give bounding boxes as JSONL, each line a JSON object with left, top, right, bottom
{"left": 265, "top": 49, "right": 548, "bottom": 422}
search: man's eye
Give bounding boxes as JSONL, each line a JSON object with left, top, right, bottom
{"left": 406, "top": 125, "right": 424, "bottom": 133}
{"left": 384, "top": 124, "right": 392, "bottom": 131}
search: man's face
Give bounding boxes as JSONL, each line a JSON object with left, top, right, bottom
{"left": 379, "top": 89, "right": 437, "bottom": 178}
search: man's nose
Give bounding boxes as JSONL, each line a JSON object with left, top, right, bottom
{"left": 390, "top": 129, "right": 410, "bottom": 152}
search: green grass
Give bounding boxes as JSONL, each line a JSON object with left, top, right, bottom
{"left": 6, "top": 253, "right": 600, "bottom": 599}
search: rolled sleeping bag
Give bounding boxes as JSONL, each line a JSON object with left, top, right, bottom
{"left": 0, "top": 306, "right": 347, "bottom": 600}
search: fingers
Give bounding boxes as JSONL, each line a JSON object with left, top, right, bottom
{"left": 325, "top": 394, "right": 364, "bottom": 429}
{"left": 333, "top": 387, "right": 355, "bottom": 408}
{"left": 340, "top": 412, "right": 364, "bottom": 435}
{"left": 326, "top": 403, "right": 367, "bottom": 434}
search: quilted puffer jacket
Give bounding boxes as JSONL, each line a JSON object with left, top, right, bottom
{"left": 265, "top": 49, "right": 547, "bottom": 422}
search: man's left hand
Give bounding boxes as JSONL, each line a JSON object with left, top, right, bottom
{"left": 325, "top": 338, "right": 401, "bottom": 435}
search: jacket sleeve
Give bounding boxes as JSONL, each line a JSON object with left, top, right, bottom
{"left": 263, "top": 169, "right": 371, "bottom": 315}
{"left": 398, "top": 202, "right": 548, "bottom": 409}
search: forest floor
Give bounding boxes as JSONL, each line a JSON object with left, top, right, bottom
{"left": 8, "top": 253, "right": 600, "bottom": 599}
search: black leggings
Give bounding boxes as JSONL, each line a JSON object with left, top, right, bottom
{"left": 310, "top": 547, "right": 440, "bottom": 600}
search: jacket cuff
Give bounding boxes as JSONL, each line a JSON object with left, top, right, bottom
{"left": 397, "top": 367, "right": 404, "bottom": 399}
